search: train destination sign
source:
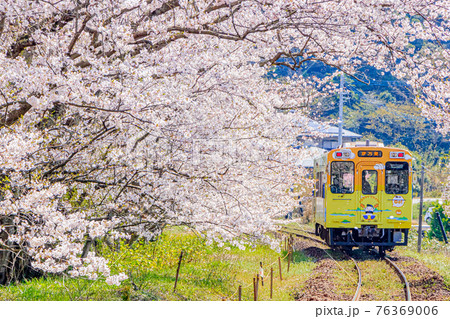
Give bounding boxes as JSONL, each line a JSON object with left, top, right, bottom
{"left": 358, "top": 150, "right": 383, "bottom": 157}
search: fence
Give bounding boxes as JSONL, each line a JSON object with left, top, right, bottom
{"left": 172, "top": 234, "right": 296, "bottom": 301}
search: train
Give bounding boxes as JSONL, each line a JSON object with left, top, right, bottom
{"left": 313, "top": 141, "right": 412, "bottom": 255}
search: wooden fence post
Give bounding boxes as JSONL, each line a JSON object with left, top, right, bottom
{"left": 291, "top": 246, "right": 294, "bottom": 263}
{"left": 287, "top": 249, "right": 291, "bottom": 273}
{"left": 270, "top": 267, "right": 273, "bottom": 299}
{"left": 238, "top": 285, "right": 242, "bottom": 301}
{"left": 260, "top": 261, "right": 264, "bottom": 286}
{"left": 173, "top": 251, "right": 183, "bottom": 292}
{"left": 256, "top": 274, "right": 260, "bottom": 301}
{"left": 253, "top": 277, "right": 256, "bottom": 301}
{"left": 278, "top": 256, "right": 282, "bottom": 281}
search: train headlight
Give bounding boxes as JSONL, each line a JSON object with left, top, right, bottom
{"left": 390, "top": 151, "right": 406, "bottom": 159}
{"left": 333, "top": 149, "right": 354, "bottom": 159}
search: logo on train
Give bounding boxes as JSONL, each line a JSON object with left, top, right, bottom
{"left": 392, "top": 196, "right": 405, "bottom": 207}
{"left": 363, "top": 204, "right": 376, "bottom": 220}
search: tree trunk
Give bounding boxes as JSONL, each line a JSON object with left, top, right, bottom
{"left": 0, "top": 216, "right": 40, "bottom": 285}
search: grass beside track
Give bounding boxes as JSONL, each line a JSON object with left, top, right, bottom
{"left": 398, "top": 251, "right": 450, "bottom": 286}
{"left": 0, "top": 227, "right": 315, "bottom": 301}
{"left": 396, "top": 229, "right": 450, "bottom": 286}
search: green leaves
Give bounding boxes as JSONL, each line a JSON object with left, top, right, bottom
{"left": 427, "top": 202, "right": 450, "bottom": 242}
{"left": 104, "top": 232, "right": 207, "bottom": 275}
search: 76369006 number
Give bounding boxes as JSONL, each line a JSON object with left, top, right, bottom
{"left": 376, "top": 306, "right": 438, "bottom": 316}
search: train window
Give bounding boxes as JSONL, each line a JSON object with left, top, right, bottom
{"left": 315, "top": 172, "right": 326, "bottom": 198}
{"left": 321, "top": 175, "right": 326, "bottom": 199}
{"left": 315, "top": 172, "right": 320, "bottom": 197}
{"left": 385, "top": 162, "right": 409, "bottom": 194}
{"left": 330, "top": 162, "right": 354, "bottom": 194}
{"left": 362, "top": 170, "right": 377, "bottom": 194}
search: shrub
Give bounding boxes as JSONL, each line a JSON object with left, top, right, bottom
{"left": 413, "top": 201, "right": 435, "bottom": 219}
{"left": 426, "top": 202, "right": 450, "bottom": 242}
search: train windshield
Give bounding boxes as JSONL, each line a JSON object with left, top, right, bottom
{"left": 330, "top": 162, "right": 354, "bottom": 194}
{"left": 362, "top": 170, "right": 377, "bottom": 194}
{"left": 385, "top": 162, "right": 409, "bottom": 194}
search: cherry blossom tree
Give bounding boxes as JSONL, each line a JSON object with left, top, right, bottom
{"left": 0, "top": 0, "right": 448, "bottom": 284}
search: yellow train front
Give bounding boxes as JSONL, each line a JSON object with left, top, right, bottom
{"left": 313, "top": 141, "right": 412, "bottom": 255}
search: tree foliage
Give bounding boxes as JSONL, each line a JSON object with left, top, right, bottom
{"left": 345, "top": 98, "right": 449, "bottom": 153}
{"left": 427, "top": 202, "right": 450, "bottom": 242}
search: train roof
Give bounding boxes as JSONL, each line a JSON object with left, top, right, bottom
{"left": 342, "top": 141, "right": 384, "bottom": 148}
{"left": 333, "top": 141, "right": 412, "bottom": 154}
{"left": 312, "top": 141, "right": 413, "bottom": 166}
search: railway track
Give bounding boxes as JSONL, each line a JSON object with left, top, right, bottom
{"left": 280, "top": 225, "right": 411, "bottom": 301}
{"left": 279, "top": 225, "right": 323, "bottom": 245}
{"left": 346, "top": 253, "right": 362, "bottom": 301}
{"left": 383, "top": 255, "right": 411, "bottom": 301}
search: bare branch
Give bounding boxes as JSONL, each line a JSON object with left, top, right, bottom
{"left": 0, "top": 101, "right": 33, "bottom": 127}
{"left": 67, "top": 13, "right": 91, "bottom": 55}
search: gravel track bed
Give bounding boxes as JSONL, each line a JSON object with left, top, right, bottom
{"left": 292, "top": 239, "right": 355, "bottom": 301}
{"left": 388, "top": 253, "right": 450, "bottom": 301}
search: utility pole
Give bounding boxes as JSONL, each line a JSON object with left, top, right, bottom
{"left": 418, "top": 163, "right": 425, "bottom": 253}
{"left": 338, "top": 73, "right": 344, "bottom": 147}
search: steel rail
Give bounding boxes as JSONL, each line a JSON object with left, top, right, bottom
{"left": 347, "top": 254, "right": 362, "bottom": 301}
{"left": 384, "top": 256, "right": 412, "bottom": 301}
{"left": 280, "top": 226, "right": 362, "bottom": 301}
{"left": 279, "top": 226, "right": 326, "bottom": 245}
{"left": 280, "top": 225, "right": 316, "bottom": 236}
{"left": 336, "top": 248, "right": 362, "bottom": 301}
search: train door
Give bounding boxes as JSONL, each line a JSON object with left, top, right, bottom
{"left": 357, "top": 163, "right": 382, "bottom": 224}
{"left": 327, "top": 161, "right": 355, "bottom": 229}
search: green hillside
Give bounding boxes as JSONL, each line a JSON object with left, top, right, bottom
{"left": 273, "top": 59, "right": 450, "bottom": 196}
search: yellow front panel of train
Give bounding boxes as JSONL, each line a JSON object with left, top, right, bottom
{"left": 323, "top": 147, "right": 412, "bottom": 229}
